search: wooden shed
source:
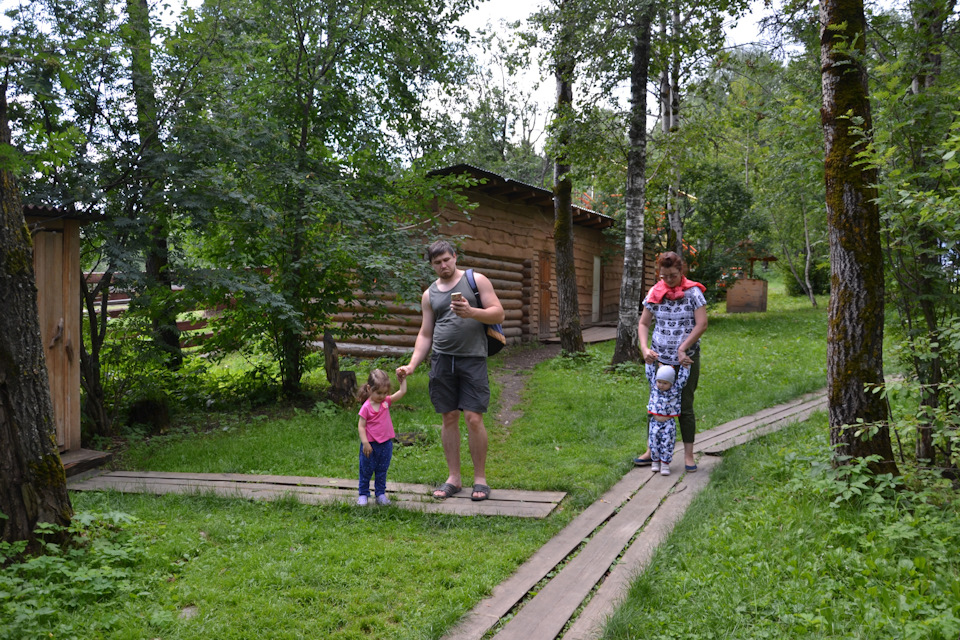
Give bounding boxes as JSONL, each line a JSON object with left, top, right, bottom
{"left": 23, "top": 203, "right": 112, "bottom": 474}
{"left": 25, "top": 205, "right": 82, "bottom": 453}
{"left": 332, "top": 165, "right": 655, "bottom": 356}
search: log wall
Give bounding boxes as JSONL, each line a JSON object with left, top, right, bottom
{"left": 333, "top": 190, "right": 657, "bottom": 357}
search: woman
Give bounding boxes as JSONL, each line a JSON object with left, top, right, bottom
{"left": 634, "top": 251, "right": 708, "bottom": 471}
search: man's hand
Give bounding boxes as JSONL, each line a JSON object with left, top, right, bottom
{"left": 451, "top": 298, "right": 471, "bottom": 318}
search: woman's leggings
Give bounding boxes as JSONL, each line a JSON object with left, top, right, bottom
{"left": 678, "top": 350, "right": 700, "bottom": 444}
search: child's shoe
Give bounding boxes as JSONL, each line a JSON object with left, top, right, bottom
{"left": 357, "top": 495, "right": 369, "bottom": 506}
{"left": 375, "top": 494, "right": 391, "bottom": 506}
{"left": 660, "top": 464, "right": 671, "bottom": 476}
{"left": 650, "top": 461, "right": 661, "bottom": 472}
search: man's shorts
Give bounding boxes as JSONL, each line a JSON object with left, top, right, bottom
{"left": 428, "top": 353, "right": 489, "bottom": 414}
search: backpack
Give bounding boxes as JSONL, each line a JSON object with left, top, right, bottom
{"left": 465, "top": 269, "right": 506, "bottom": 356}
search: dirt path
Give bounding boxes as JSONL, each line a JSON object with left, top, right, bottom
{"left": 492, "top": 344, "right": 563, "bottom": 428}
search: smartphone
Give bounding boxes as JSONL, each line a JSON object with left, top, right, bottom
{"left": 450, "top": 292, "right": 463, "bottom": 302}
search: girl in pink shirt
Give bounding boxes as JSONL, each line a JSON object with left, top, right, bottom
{"left": 357, "top": 369, "right": 407, "bottom": 506}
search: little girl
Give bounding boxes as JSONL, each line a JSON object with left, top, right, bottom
{"left": 646, "top": 363, "right": 690, "bottom": 476}
{"left": 356, "top": 369, "right": 407, "bottom": 506}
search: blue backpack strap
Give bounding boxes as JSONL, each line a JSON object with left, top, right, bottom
{"left": 465, "top": 268, "right": 483, "bottom": 307}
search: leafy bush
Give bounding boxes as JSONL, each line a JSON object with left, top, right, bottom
{"left": 776, "top": 259, "right": 830, "bottom": 297}
{"left": 0, "top": 512, "right": 151, "bottom": 640}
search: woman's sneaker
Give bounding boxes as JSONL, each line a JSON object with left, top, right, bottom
{"left": 650, "top": 461, "right": 661, "bottom": 472}
{"left": 376, "top": 494, "right": 391, "bottom": 506}
{"left": 357, "top": 496, "right": 369, "bottom": 506}
{"left": 660, "top": 464, "right": 671, "bottom": 476}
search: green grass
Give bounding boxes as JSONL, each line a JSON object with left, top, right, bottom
{"left": 9, "top": 289, "right": 836, "bottom": 639}
{"left": 602, "top": 415, "right": 960, "bottom": 640}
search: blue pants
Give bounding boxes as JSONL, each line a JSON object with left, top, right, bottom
{"left": 358, "top": 439, "right": 393, "bottom": 497}
{"left": 648, "top": 416, "right": 676, "bottom": 464}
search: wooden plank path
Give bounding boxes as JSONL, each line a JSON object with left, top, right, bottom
{"left": 442, "top": 389, "right": 827, "bottom": 640}
{"left": 67, "top": 389, "right": 826, "bottom": 639}
{"left": 68, "top": 471, "right": 565, "bottom": 519}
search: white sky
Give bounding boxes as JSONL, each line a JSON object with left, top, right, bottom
{"left": 458, "top": 0, "right": 772, "bottom": 137}
{"left": 1, "top": 0, "right": 772, "bottom": 140}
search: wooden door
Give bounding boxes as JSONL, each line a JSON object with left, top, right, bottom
{"left": 34, "top": 230, "right": 68, "bottom": 450}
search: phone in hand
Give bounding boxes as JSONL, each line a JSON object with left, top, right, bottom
{"left": 450, "top": 292, "right": 463, "bottom": 302}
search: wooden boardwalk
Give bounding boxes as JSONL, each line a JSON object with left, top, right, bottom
{"left": 442, "top": 389, "right": 827, "bottom": 640}
{"left": 68, "top": 388, "right": 826, "bottom": 639}
{"left": 68, "top": 471, "right": 566, "bottom": 519}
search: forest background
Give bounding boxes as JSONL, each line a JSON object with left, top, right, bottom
{"left": 1, "top": 0, "right": 959, "bottom": 636}
{"left": 0, "top": 0, "right": 957, "bottom": 571}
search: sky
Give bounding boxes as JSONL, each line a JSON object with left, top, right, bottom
{"left": 1, "top": 0, "right": 774, "bottom": 140}
{"left": 461, "top": 0, "right": 770, "bottom": 46}
{"left": 456, "top": 0, "right": 773, "bottom": 137}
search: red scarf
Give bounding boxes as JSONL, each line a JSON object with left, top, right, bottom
{"left": 646, "top": 277, "right": 706, "bottom": 304}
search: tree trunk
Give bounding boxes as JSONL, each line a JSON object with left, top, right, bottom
{"left": 127, "top": 0, "right": 182, "bottom": 367}
{"left": 549, "top": 4, "right": 584, "bottom": 355}
{"left": 611, "top": 5, "right": 654, "bottom": 366}
{"left": 80, "top": 270, "right": 114, "bottom": 437}
{"left": 0, "top": 85, "right": 73, "bottom": 547}
{"left": 820, "top": 0, "right": 898, "bottom": 475}
{"left": 660, "top": 11, "right": 683, "bottom": 256}
{"left": 553, "top": 55, "right": 585, "bottom": 354}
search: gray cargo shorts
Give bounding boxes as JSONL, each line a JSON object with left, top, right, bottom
{"left": 428, "top": 353, "right": 489, "bottom": 414}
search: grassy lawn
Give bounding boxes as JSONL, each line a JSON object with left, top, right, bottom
{"left": 602, "top": 415, "right": 960, "bottom": 640}
{"left": 7, "top": 285, "right": 838, "bottom": 639}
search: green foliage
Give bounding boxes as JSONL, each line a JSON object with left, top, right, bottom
{"left": 0, "top": 512, "right": 148, "bottom": 640}
{"left": 166, "top": 0, "right": 478, "bottom": 393}
{"left": 449, "top": 30, "right": 551, "bottom": 187}
{"left": 685, "top": 48, "right": 827, "bottom": 305}
{"left": 15, "top": 289, "right": 832, "bottom": 638}
{"left": 604, "top": 417, "right": 960, "bottom": 640}
{"left": 777, "top": 259, "right": 830, "bottom": 297}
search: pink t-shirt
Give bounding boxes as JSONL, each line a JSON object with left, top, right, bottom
{"left": 358, "top": 396, "right": 396, "bottom": 444}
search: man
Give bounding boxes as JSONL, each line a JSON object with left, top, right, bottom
{"left": 397, "top": 240, "right": 505, "bottom": 501}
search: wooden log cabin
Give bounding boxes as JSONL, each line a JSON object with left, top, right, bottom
{"left": 331, "top": 165, "right": 656, "bottom": 357}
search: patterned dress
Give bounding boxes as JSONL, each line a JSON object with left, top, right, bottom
{"left": 646, "top": 363, "right": 690, "bottom": 464}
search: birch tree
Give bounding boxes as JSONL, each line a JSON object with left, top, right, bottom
{"left": 611, "top": 2, "right": 655, "bottom": 365}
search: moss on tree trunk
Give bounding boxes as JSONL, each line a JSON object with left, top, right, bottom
{"left": 0, "top": 87, "right": 73, "bottom": 548}
{"left": 820, "top": 0, "right": 899, "bottom": 475}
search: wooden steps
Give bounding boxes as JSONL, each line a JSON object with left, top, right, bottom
{"left": 68, "top": 471, "right": 565, "bottom": 519}
{"left": 60, "top": 448, "right": 113, "bottom": 477}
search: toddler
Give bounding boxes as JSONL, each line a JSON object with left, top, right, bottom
{"left": 356, "top": 369, "right": 407, "bottom": 506}
{"left": 646, "top": 363, "right": 690, "bottom": 476}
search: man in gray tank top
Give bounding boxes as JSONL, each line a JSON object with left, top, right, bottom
{"left": 397, "top": 240, "right": 505, "bottom": 501}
